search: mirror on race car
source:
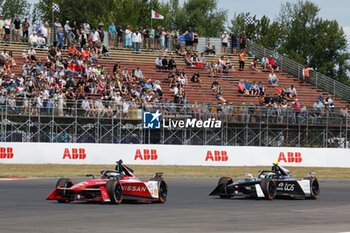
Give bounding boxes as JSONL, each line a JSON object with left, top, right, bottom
{"left": 245, "top": 173, "right": 253, "bottom": 178}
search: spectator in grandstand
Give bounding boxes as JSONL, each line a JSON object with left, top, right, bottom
{"left": 0, "top": 15, "right": 4, "bottom": 41}
{"left": 240, "top": 103, "right": 249, "bottom": 122}
{"left": 29, "top": 32, "right": 39, "bottom": 47}
{"left": 64, "top": 21, "right": 71, "bottom": 45}
{"left": 211, "top": 78, "right": 219, "bottom": 91}
{"left": 21, "top": 17, "right": 30, "bottom": 43}
{"left": 184, "top": 52, "right": 192, "bottom": 66}
{"left": 67, "top": 29, "right": 75, "bottom": 46}
{"left": 261, "top": 56, "right": 270, "bottom": 70}
{"left": 287, "top": 85, "right": 297, "bottom": 98}
{"left": 239, "top": 50, "right": 245, "bottom": 70}
{"left": 28, "top": 47, "right": 37, "bottom": 61}
{"left": 13, "top": 16, "right": 21, "bottom": 43}
{"left": 91, "top": 28, "right": 100, "bottom": 45}
{"left": 198, "top": 53, "right": 206, "bottom": 67}
{"left": 116, "top": 24, "right": 124, "bottom": 49}
{"left": 168, "top": 57, "right": 176, "bottom": 70}
{"left": 205, "top": 42, "right": 216, "bottom": 55}
{"left": 240, "top": 31, "right": 248, "bottom": 53}
{"left": 191, "top": 71, "right": 201, "bottom": 86}
{"left": 268, "top": 70, "right": 279, "bottom": 86}
{"left": 41, "top": 23, "right": 49, "bottom": 43}
{"left": 97, "top": 22, "right": 105, "bottom": 44}
{"left": 171, "top": 28, "right": 179, "bottom": 51}
{"left": 4, "top": 16, "right": 11, "bottom": 43}
{"left": 221, "top": 31, "right": 229, "bottom": 55}
{"left": 237, "top": 79, "right": 246, "bottom": 94}
{"left": 244, "top": 80, "right": 252, "bottom": 95}
{"left": 108, "top": 22, "right": 117, "bottom": 48}
{"left": 183, "top": 27, "right": 194, "bottom": 52}
{"left": 258, "top": 81, "right": 265, "bottom": 95}
{"left": 142, "top": 27, "right": 150, "bottom": 49}
{"left": 193, "top": 30, "right": 199, "bottom": 52}
{"left": 134, "top": 66, "right": 144, "bottom": 81}
{"left": 161, "top": 56, "right": 168, "bottom": 70}
{"left": 39, "top": 34, "right": 47, "bottom": 48}
{"left": 132, "top": 29, "right": 142, "bottom": 53}
{"left": 56, "top": 28, "right": 65, "bottom": 48}
{"left": 250, "top": 58, "right": 259, "bottom": 71}
{"left": 231, "top": 32, "right": 238, "bottom": 55}
{"left": 251, "top": 81, "right": 258, "bottom": 95}
{"left": 268, "top": 55, "right": 279, "bottom": 71}
{"left": 340, "top": 105, "right": 350, "bottom": 119}
{"left": 215, "top": 85, "right": 226, "bottom": 103}
{"left": 302, "top": 65, "right": 313, "bottom": 83}
{"left": 124, "top": 26, "right": 132, "bottom": 48}
{"left": 155, "top": 56, "right": 162, "bottom": 70}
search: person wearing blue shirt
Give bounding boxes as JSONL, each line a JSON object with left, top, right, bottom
{"left": 56, "top": 28, "right": 65, "bottom": 48}
{"left": 109, "top": 22, "right": 116, "bottom": 48}
{"left": 183, "top": 27, "right": 194, "bottom": 52}
{"left": 244, "top": 80, "right": 251, "bottom": 95}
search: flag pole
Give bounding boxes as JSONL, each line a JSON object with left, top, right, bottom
{"left": 151, "top": 10, "right": 154, "bottom": 49}
{"left": 52, "top": 5, "right": 54, "bottom": 45}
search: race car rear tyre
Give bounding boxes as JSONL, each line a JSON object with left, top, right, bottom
{"left": 153, "top": 178, "right": 168, "bottom": 203}
{"left": 106, "top": 179, "right": 123, "bottom": 204}
{"left": 218, "top": 177, "right": 233, "bottom": 199}
{"left": 55, "top": 178, "right": 73, "bottom": 203}
{"left": 305, "top": 177, "right": 320, "bottom": 199}
{"left": 260, "top": 178, "right": 276, "bottom": 200}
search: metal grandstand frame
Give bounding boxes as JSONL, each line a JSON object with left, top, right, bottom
{"left": 1, "top": 100, "right": 349, "bottom": 148}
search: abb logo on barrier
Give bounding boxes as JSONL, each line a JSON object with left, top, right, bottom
{"left": 134, "top": 149, "right": 158, "bottom": 160}
{"left": 205, "top": 150, "right": 228, "bottom": 161}
{"left": 0, "top": 147, "right": 14, "bottom": 159}
{"left": 278, "top": 152, "right": 302, "bottom": 163}
{"left": 63, "top": 148, "right": 86, "bottom": 159}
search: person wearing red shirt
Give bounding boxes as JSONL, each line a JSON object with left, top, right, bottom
{"left": 268, "top": 55, "right": 279, "bottom": 71}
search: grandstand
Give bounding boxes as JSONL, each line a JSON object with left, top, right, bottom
{"left": 0, "top": 41, "right": 349, "bottom": 148}
{"left": 0, "top": 43, "right": 348, "bottom": 107}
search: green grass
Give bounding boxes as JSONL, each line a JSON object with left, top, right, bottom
{"left": 1, "top": 164, "right": 350, "bottom": 179}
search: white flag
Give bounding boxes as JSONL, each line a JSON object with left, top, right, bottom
{"left": 151, "top": 10, "right": 164, "bottom": 20}
{"left": 53, "top": 3, "right": 60, "bottom": 12}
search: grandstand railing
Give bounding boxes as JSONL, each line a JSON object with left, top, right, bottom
{"left": 246, "top": 41, "right": 350, "bottom": 104}
{"left": 1, "top": 98, "right": 349, "bottom": 148}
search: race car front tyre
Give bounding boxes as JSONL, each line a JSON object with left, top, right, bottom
{"left": 260, "top": 178, "right": 276, "bottom": 200}
{"left": 305, "top": 177, "right": 320, "bottom": 199}
{"left": 218, "top": 177, "right": 233, "bottom": 199}
{"left": 153, "top": 178, "right": 168, "bottom": 203}
{"left": 56, "top": 178, "right": 73, "bottom": 203}
{"left": 106, "top": 179, "right": 123, "bottom": 204}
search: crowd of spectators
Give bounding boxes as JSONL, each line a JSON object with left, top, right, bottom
{"left": 0, "top": 15, "right": 347, "bottom": 125}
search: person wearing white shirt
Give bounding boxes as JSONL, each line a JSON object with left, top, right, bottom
{"left": 134, "top": 66, "right": 144, "bottom": 80}
{"left": 41, "top": 24, "right": 48, "bottom": 42}
{"left": 268, "top": 70, "right": 278, "bottom": 86}
{"left": 29, "top": 32, "right": 39, "bottom": 47}
{"left": 125, "top": 27, "right": 132, "bottom": 48}
{"left": 155, "top": 56, "right": 162, "bottom": 69}
{"left": 91, "top": 29, "right": 100, "bottom": 44}
{"left": 221, "top": 31, "right": 229, "bottom": 54}
{"left": 39, "top": 34, "right": 46, "bottom": 48}
{"left": 4, "top": 16, "right": 11, "bottom": 42}
{"left": 132, "top": 29, "right": 142, "bottom": 52}
{"left": 83, "top": 22, "right": 90, "bottom": 37}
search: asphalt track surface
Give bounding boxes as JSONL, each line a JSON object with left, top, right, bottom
{"left": 1, "top": 178, "right": 350, "bottom": 233}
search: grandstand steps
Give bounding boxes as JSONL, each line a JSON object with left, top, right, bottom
{"left": 1, "top": 43, "right": 348, "bottom": 108}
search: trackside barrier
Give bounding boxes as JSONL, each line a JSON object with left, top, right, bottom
{"left": 0, "top": 142, "right": 349, "bottom": 167}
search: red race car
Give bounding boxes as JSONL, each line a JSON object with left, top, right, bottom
{"left": 46, "top": 160, "right": 167, "bottom": 204}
